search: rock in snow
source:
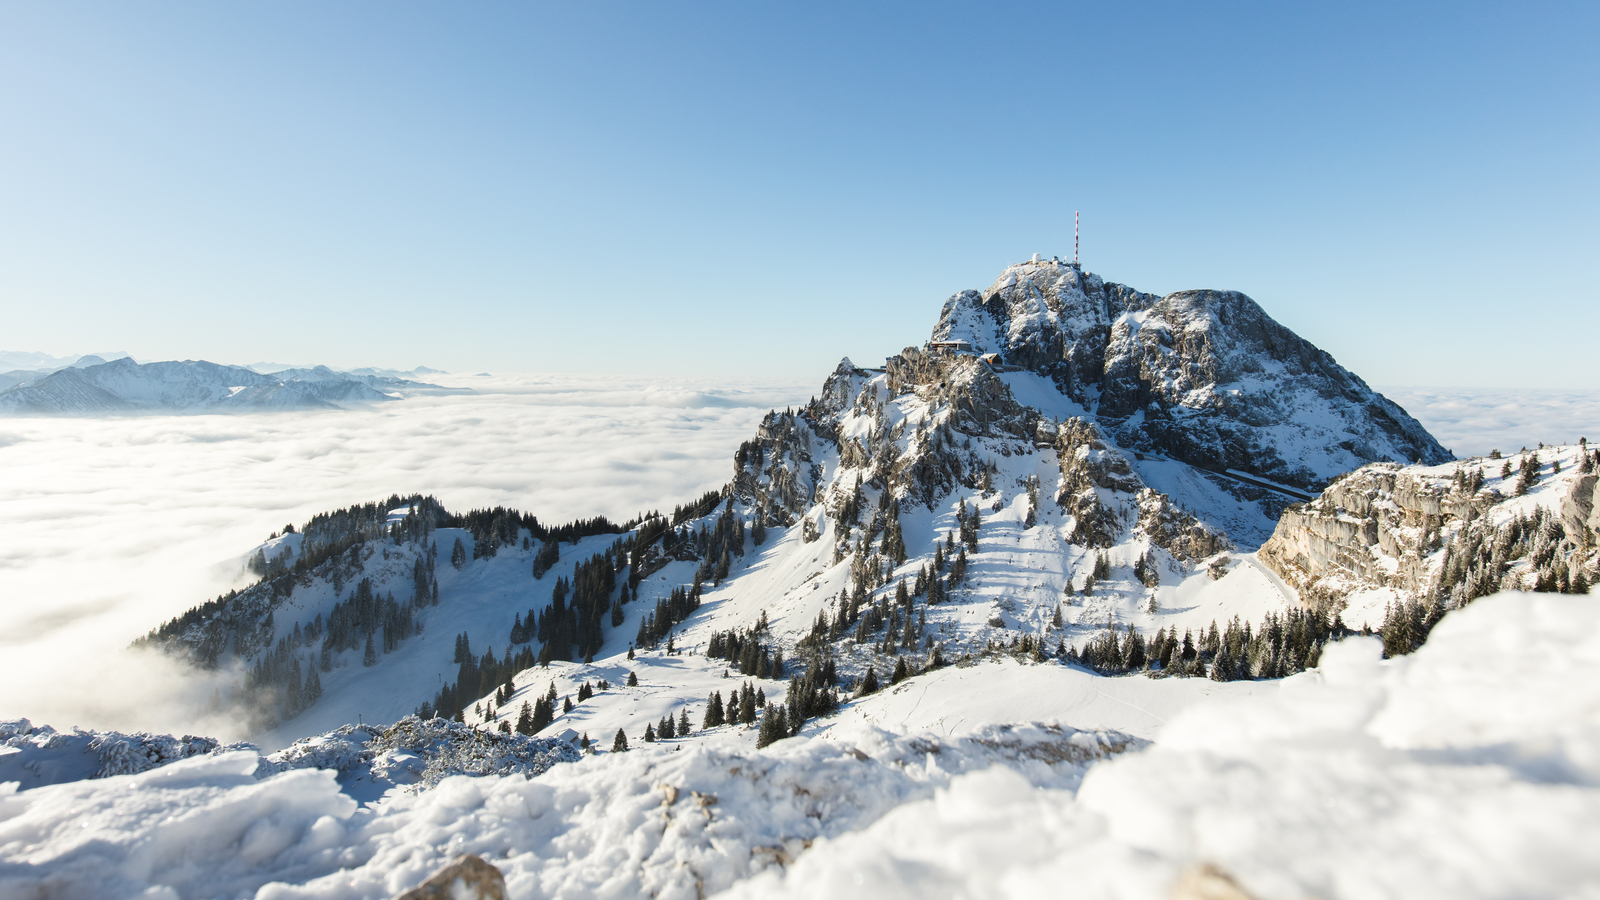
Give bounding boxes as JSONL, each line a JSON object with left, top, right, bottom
{"left": 393, "top": 855, "right": 506, "bottom": 900}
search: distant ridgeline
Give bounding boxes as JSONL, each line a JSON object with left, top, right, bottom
{"left": 0, "top": 358, "right": 461, "bottom": 416}
{"left": 136, "top": 486, "right": 753, "bottom": 730}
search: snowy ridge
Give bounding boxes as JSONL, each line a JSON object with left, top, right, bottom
{"left": 0, "top": 715, "right": 579, "bottom": 800}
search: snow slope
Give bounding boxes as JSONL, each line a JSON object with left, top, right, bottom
{"left": 3, "top": 590, "right": 1596, "bottom": 900}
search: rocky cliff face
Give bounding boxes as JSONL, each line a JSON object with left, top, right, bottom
{"left": 1261, "top": 445, "right": 1600, "bottom": 617}
{"left": 931, "top": 259, "right": 1450, "bottom": 490}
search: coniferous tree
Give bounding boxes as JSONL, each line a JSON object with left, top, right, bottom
{"left": 679, "top": 707, "right": 691, "bottom": 735}
{"left": 738, "top": 683, "right": 758, "bottom": 723}
{"left": 858, "top": 666, "right": 879, "bottom": 696}
{"left": 305, "top": 666, "right": 322, "bottom": 705}
{"left": 516, "top": 701, "right": 535, "bottom": 735}
{"left": 451, "top": 537, "right": 467, "bottom": 570}
{"left": 961, "top": 507, "right": 980, "bottom": 551}
{"left": 756, "top": 703, "right": 789, "bottom": 749}
{"left": 704, "top": 691, "right": 725, "bottom": 728}
{"left": 1122, "top": 625, "right": 1147, "bottom": 670}
{"left": 612, "top": 728, "right": 629, "bottom": 752}
{"left": 891, "top": 656, "right": 910, "bottom": 684}
{"left": 627, "top": 670, "right": 638, "bottom": 687}
{"left": 643, "top": 722, "right": 656, "bottom": 743}
{"left": 363, "top": 634, "right": 378, "bottom": 667}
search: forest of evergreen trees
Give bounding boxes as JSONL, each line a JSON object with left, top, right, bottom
{"left": 1378, "top": 495, "right": 1593, "bottom": 657}
{"left": 416, "top": 633, "right": 540, "bottom": 723}
{"left": 1067, "top": 607, "right": 1344, "bottom": 680}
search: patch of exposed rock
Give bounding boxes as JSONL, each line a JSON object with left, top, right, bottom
{"left": 1261, "top": 446, "right": 1600, "bottom": 611}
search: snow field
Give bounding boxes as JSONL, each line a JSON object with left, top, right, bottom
{"left": 727, "top": 591, "right": 1600, "bottom": 900}
{"left": 4, "top": 590, "right": 1596, "bottom": 899}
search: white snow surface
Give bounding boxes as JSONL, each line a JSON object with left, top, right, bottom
{"left": 2, "top": 590, "right": 1596, "bottom": 899}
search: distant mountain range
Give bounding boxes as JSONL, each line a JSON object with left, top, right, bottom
{"left": 0, "top": 357, "right": 466, "bottom": 416}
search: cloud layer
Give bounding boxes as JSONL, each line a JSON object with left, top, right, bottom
{"left": 0, "top": 373, "right": 813, "bottom": 737}
{"left": 1378, "top": 386, "right": 1600, "bottom": 459}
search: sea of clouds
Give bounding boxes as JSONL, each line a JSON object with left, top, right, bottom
{"left": 1, "top": 374, "right": 1594, "bottom": 740}
{"left": 0, "top": 373, "right": 813, "bottom": 738}
{"left": 1378, "top": 385, "right": 1600, "bottom": 459}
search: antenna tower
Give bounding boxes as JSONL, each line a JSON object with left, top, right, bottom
{"left": 1074, "top": 211, "right": 1080, "bottom": 267}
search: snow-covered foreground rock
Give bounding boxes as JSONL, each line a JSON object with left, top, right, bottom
{"left": 4, "top": 590, "right": 1597, "bottom": 899}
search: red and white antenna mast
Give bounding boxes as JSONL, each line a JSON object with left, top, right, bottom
{"left": 1074, "top": 211, "right": 1080, "bottom": 267}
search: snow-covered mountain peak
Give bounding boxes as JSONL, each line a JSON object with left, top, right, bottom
{"left": 931, "top": 261, "right": 1449, "bottom": 490}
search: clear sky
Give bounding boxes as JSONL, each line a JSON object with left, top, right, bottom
{"left": 1, "top": 2, "right": 1594, "bottom": 387}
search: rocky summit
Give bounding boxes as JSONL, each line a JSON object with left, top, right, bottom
{"left": 932, "top": 258, "right": 1450, "bottom": 491}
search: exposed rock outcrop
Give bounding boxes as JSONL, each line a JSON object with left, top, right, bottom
{"left": 1261, "top": 446, "right": 1600, "bottom": 613}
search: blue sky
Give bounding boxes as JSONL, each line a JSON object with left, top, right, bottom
{"left": 1, "top": 2, "right": 1594, "bottom": 386}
